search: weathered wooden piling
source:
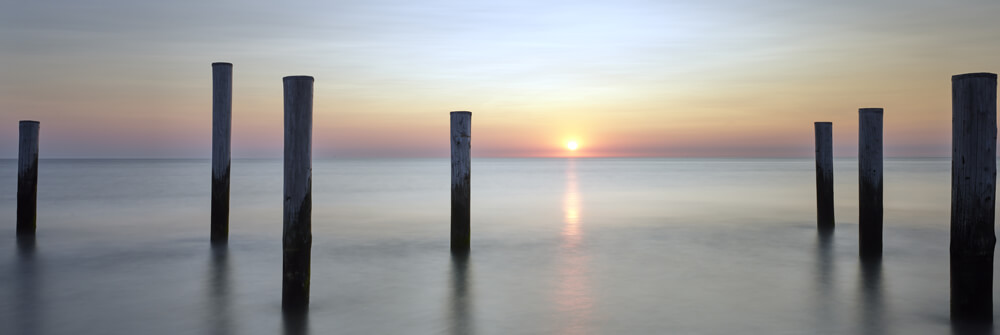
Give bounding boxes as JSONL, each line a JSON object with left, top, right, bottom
{"left": 212, "top": 62, "right": 232, "bottom": 243}
{"left": 815, "top": 122, "right": 834, "bottom": 231}
{"left": 858, "top": 108, "right": 883, "bottom": 259}
{"left": 950, "top": 72, "right": 997, "bottom": 323}
{"left": 951, "top": 72, "right": 998, "bottom": 257}
{"left": 451, "top": 111, "right": 472, "bottom": 252}
{"left": 17, "top": 121, "right": 39, "bottom": 236}
{"left": 282, "top": 76, "right": 313, "bottom": 312}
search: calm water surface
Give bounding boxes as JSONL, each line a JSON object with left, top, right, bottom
{"left": 0, "top": 158, "right": 993, "bottom": 334}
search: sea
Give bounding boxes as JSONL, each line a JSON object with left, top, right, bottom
{"left": 0, "top": 158, "right": 994, "bottom": 334}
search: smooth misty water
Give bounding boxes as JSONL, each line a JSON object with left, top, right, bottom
{"left": 0, "top": 158, "right": 993, "bottom": 334}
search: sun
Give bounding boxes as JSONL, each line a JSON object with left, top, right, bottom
{"left": 566, "top": 141, "right": 579, "bottom": 151}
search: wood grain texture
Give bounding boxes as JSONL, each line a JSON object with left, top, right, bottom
{"left": 951, "top": 72, "right": 998, "bottom": 257}
{"left": 859, "top": 108, "right": 883, "bottom": 259}
{"left": 17, "top": 120, "right": 39, "bottom": 236}
{"left": 814, "top": 122, "right": 834, "bottom": 231}
{"left": 282, "top": 76, "right": 313, "bottom": 312}
{"left": 212, "top": 62, "right": 232, "bottom": 243}
{"left": 451, "top": 111, "right": 472, "bottom": 252}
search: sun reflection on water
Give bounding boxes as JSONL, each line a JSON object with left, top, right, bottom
{"left": 556, "top": 159, "right": 592, "bottom": 334}
{"left": 562, "top": 164, "right": 581, "bottom": 245}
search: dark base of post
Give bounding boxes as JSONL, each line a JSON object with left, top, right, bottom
{"left": 451, "top": 247, "right": 470, "bottom": 258}
{"left": 451, "top": 211, "right": 470, "bottom": 253}
{"left": 15, "top": 219, "right": 36, "bottom": 236}
{"left": 859, "top": 206, "right": 882, "bottom": 260}
{"left": 951, "top": 253, "right": 994, "bottom": 325}
{"left": 952, "top": 322, "right": 994, "bottom": 335}
{"left": 817, "top": 213, "right": 834, "bottom": 232}
{"left": 816, "top": 186, "right": 836, "bottom": 232}
{"left": 17, "top": 184, "right": 37, "bottom": 236}
{"left": 211, "top": 167, "right": 230, "bottom": 244}
{"left": 859, "top": 236, "right": 882, "bottom": 260}
{"left": 282, "top": 306, "right": 309, "bottom": 335}
{"left": 817, "top": 182, "right": 833, "bottom": 230}
{"left": 282, "top": 243, "right": 311, "bottom": 313}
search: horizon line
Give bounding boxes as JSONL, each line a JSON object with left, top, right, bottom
{"left": 0, "top": 155, "right": 954, "bottom": 160}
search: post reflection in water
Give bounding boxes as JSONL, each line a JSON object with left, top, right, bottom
{"left": 555, "top": 158, "right": 593, "bottom": 334}
{"left": 814, "top": 231, "right": 834, "bottom": 331}
{"left": 858, "top": 257, "right": 885, "bottom": 335}
{"left": 448, "top": 251, "right": 473, "bottom": 335}
{"left": 16, "top": 237, "right": 40, "bottom": 335}
{"left": 207, "top": 245, "right": 233, "bottom": 335}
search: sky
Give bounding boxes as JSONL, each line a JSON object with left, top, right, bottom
{"left": 1, "top": 0, "right": 998, "bottom": 158}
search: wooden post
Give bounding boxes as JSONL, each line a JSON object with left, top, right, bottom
{"left": 815, "top": 122, "right": 834, "bottom": 231}
{"left": 17, "top": 120, "right": 39, "bottom": 236}
{"left": 951, "top": 72, "right": 998, "bottom": 257}
{"left": 212, "top": 62, "right": 232, "bottom": 243}
{"left": 282, "top": 75, "right": 313, "bottom": 313}
{"left": 858, "top": 108, "right": 883, "bottom": 259}
{"left": 950, "top": 72, "right": 997, "bottom": 323}
{"left": 451, "top": 111, "right": 472, "bottom": 253}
